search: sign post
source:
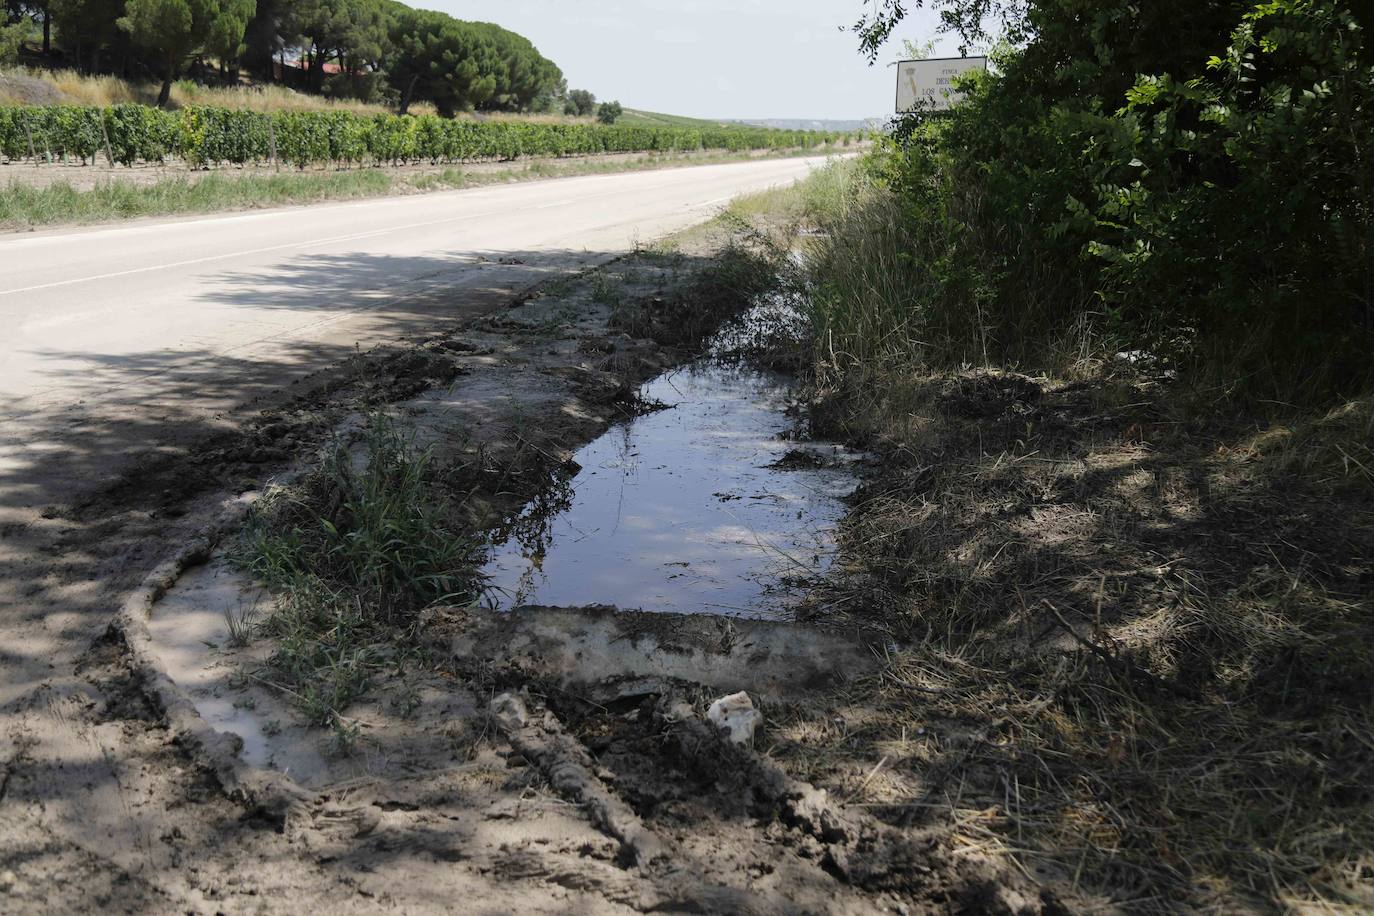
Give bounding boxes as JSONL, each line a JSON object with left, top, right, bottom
{"left": 895, "top": 56, "right": 987, "bottom": 113}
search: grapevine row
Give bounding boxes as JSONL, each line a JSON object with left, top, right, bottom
{"left": 0, "top": 105, "right": 856, "bottom": 168}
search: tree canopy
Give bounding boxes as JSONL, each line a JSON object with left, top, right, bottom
{"left": 119, "top": 0, "right": 254, "bottom": 104}
{"left": 564, "top": 88, "right": 595, "bottom": 117}
{"left": 380, "top": 5, "right": 561, "bottom": 115}
{"left": 9, "top": 0, "right": 568, "bottom": 115}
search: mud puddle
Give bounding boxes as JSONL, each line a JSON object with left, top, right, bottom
{"left": 138, "top": 262, "right": 867, "bottom": 792}
{"left": 481, "top": 356, "right": 859, "bottom": 618}
{"left": 143, "top": 555, "right": 337, "bottom": 785}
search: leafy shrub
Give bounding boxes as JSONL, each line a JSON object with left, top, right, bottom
{"left": 0, "top": 23, "right": 26, "bottom": 68}
{"left": 852, "top": 0, "right": 1372, "bottom": 400}
{"left": 596, "top": 100, "right": 623, "bottom": 124}
{"left": 105, "top": 103, "right": 178, "bottom": 164}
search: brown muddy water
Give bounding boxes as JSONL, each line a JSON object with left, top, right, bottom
{"left": 481, "top": 353, "right": 860, "bottom": 618}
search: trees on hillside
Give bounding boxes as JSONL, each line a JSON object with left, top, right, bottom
{"left": 564, "top": 88, "right": 595, "bottom": 117}
{"left": 55, "top": 0, "right": 129, "bottom": 72}
{"left": 0, "top": 20, "right": 26, "bottom": 65}
{"left": 284, "top": 0, "right": 384, "bottom": 92}
{"left": 386, "top": 6, "right": 497, "bottom": 115}
{"left": 382, "top": 7, "right": 563, "bottom": 115}
{"left": 119, "top": 0, "right": 257, "bottom": 105}
{"left": 6, "top": 0, "right": 568, "bottom": 116}
{"left": 206, "top": 0, "right": 253, "bottom": 74}
{"left": 470, "top": 21, "right": 561, "bottom": 111}
{"left": 4, "top": 0, "right": 49, "bottom": 53}
{"left": 596, "top": 100, "right": 621, "bottom": 124}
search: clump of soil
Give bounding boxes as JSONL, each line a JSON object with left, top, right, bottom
{"left": 609, "top": 243, "right": 782, "bottom": 351}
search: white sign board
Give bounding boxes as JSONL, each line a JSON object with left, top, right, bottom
{"left": 896, "top": 57, "right": 987, "bottom": 112}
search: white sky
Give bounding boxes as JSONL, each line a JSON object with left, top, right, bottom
{"left": 425, "top": 1, "right": 955, "bottom": 120}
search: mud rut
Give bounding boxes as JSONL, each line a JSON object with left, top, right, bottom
{"left": 7, "top": 246, "right": 1053, "bottom": 913}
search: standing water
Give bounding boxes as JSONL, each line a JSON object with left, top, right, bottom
{"left": 481, "top": 309, "right": 860, "bottom": 618}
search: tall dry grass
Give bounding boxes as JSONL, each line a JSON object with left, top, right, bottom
{"left": 0, "top": 68, "right": 426, "bottom": 113}
{"left": 0, "top": 68, "right": 613, "bottom": 121}
{"left": 797, "top": 157, "right": 1105, "bottom": 399}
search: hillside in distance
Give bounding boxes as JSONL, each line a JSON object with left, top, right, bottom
{"left": 621, "top": 110, "right": 881, "bottom": 133}
{"left": 733, "top": 118, "right": 883, "bottom": 132}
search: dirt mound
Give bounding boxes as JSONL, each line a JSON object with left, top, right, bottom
{"left": 0, "top": 72, "right": 64, "bottom": 107}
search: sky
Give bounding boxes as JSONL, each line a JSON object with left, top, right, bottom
{"left": 427, "top": 1, "right": 957, "bottom": 121}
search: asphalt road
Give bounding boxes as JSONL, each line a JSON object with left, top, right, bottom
{"left": 0, "top": 154, "right": 832, "bottom": 514}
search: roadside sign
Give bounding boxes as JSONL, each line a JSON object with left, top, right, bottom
{"left": 895, "top": 57, "right": 987, "bottom": 113}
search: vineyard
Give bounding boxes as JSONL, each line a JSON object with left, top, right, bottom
{"left": 0, "top": 104, "right": 855, "bottom": 169}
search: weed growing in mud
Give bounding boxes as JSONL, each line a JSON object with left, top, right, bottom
{"left": 631, "top": 241, "right": 685, "bottom": 271}
{"left": 244, "top": 416, "right": 479, "bottom": 620}
{"left": 539, "top": 275, "right": 575, "bottom": 299}
{"left": 235, "top": 417, "right": 481, "bottom": 727}
{"left": 222, "top": 598, "right": 259, "bottom": 649}
{"left": 589, "top": 274, "right": 625, "bottom": 308}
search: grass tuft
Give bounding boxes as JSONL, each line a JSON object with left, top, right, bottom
{"left": 236, "top": 417, "right": 480, "bottom": 725}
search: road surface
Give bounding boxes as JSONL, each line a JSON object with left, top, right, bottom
{"left": 0, "top": 154, "right": 832, "bottom": 516}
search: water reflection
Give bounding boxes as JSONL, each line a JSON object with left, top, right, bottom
{"left": 480, "top": 358, "right": 858, "bottom": 618}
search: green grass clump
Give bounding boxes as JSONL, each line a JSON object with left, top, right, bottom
{"left": 236, "top": 417, "right": 479, "bottom": 728}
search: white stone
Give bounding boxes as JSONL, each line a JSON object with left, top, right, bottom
{"left": 706, "top": 691, "right": 762, "bottom": 745}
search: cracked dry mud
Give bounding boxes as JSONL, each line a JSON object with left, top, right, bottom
{"left": 0, "top": 240, "right": 1053, "bottom": 914}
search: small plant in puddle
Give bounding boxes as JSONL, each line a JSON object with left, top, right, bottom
{"left": 327, "top": 712, "right": 363, "bottom": 757}
{"left": 633, "top": 242, "right": 683, "bottom": 270}
{"left": 223, "top": 597, "right": 259, "bottom": 648}
{"left": 235, "top": 416, "right": 481, "bottom": 726}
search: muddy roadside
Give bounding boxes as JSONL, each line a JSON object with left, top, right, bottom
{"left": 0, "top": 208, "right": 1051, "bottom": 913}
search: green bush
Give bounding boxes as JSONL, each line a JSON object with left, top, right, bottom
{"left": 105, "top": 104, "right": 178, "bottom": 165}
{"left": 0, "top": 23, "right": 26, "bottom": 68}
{"left": 851, "top": 0, "right": 1372, "bottom": 400}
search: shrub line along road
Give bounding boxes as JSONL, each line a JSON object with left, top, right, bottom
{"left": 0, "top": 155, "right": 832, "bottom": 518}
